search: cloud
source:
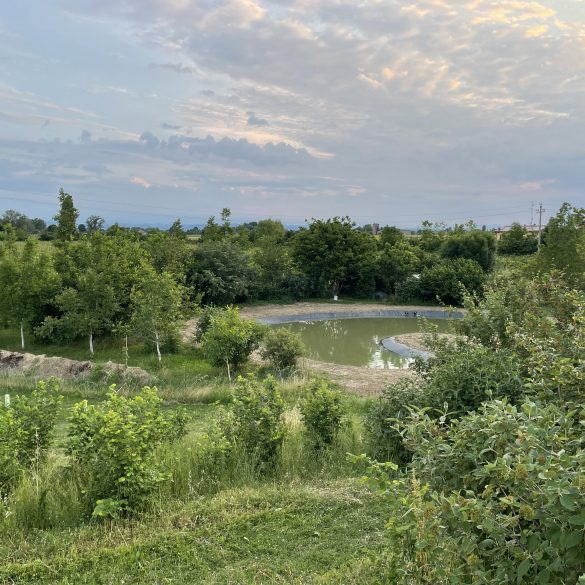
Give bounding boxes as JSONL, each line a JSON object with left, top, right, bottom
{"left": 130, "top": 175, "right": 151, "bottom": 188}
{"left": 247, "top": 112, "right": 269, "bottom": 126}
{"left": 148, "top": 62, "right": 198, "bottom": 74}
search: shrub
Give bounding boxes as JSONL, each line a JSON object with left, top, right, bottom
{"left": 412, "top": 338, "right": 525, "bottom": 416}
{"left": 220, "top": 375, "right": 285, "bottom": 469}
{"left": 394, "top": 276, "right": 422, "bottom": 303}
{"left": 360, "top": 399, "right": 585, "bottom": 584}
{"left": 260, "top": 327, "right": 305, "bottom": 371}
{"left": 0, "top": 379, "right": 62, "bottom": 492}
{"left": 300, "top": 379, "right": 346, "bottom": 448}
{"left": 201, "top": 306, "right": 266, "bottom": 380}
{"left": 364, "top": 378, "right": 422, "bottom": 465}
{"left": 193, "top": 305, "right": 221, "bottom": 343}
{"left": 67, "top": 386, "right": 187, "bottom": 516}
{"left": 419, "top": 257, "right": 486, "bottom": 305}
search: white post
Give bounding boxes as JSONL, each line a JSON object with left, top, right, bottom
{"left": 4, "top": 394, "right": 10, "bottom": 408}
{"left": 20, "top": 321, "right": 25, "bottom": 351}
{"left": 155, "top": 331, "right": 162, "bottom": 365}
{"left": 89, "top": 332, "right": 94, "bottom": 356}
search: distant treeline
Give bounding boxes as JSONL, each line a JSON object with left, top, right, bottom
{"left": 0, "top": 190, "right": 582, "bottom": 350}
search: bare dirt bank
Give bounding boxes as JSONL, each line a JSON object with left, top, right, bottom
{"left": 0, "top": 350, "right": 152, "bottom": 385}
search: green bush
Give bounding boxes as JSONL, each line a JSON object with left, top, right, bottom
{"left": 260, "top": 327, "right": 305, "bottom": 371}
{"left": 0, "top": 380, "right": 62, "bottom": 492}
{"left": 359, "top": 399, "right": 585, "bottom": 584}
{"left": 299, "top": 379, "right": 346, "bottom": 448}
{"left": 419, "top": 257, "right": 486, "bottom": 305}
{"left": 394, "top": 276, "right": 423, "bottom": 303}
{"left": 220, "top": 375, "right": 285, "bottom": 469}
{"left": 193, "top": 305, "right": 221, "bottom": 343}
{"left": 364, "top": 378, "right": 422, "bottom": 465}
{"left": 200, "top": 306, "right": 266, "bottom": 380}
{"left": 413, "top": 338, "right": 525, "bottom": 416}
{"left": 67, "top": 386, "right": 187, "bottom": 516}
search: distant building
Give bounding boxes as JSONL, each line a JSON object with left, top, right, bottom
{"left": 372, "top": 223, "right": 380, "bottom": 235}
{"left": 494, "top": 224, "right": 539, "bottom": 241}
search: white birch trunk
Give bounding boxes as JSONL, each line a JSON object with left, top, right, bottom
{"left": 20, "top": 321, "right": 25, "bottom": 350}
{"left": 225, "top": 358, "right": 231, "bottom": 382}
{"left": 89, "top": 332, "right": 94, "bottom": 356}
{"left": 155, "top": 331, "right": 162, "bottom": 365}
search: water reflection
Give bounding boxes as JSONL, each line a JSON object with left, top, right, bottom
{"left": 275, "top": 317, "right": 451, "bottom": 369}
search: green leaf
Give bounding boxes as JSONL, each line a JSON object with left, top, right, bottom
{"left": 568, "top": 514, "right": 585, "bottom": 526}
{"left": 564, "top": 531, "right": 583, "bottom": 549}
{"left": 517, "top": 559, "right": 531, "bottom": 582}
{"left": 560, "top": 494, "right": 578, "bottom": 511}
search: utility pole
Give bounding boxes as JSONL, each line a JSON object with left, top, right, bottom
{"left": 537, "top": 203, "right": 546, "bottom": 253}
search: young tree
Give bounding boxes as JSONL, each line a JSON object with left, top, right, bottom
{"left": 53, "top": 188, "right": 79, "bottom": 241}
{"left": 130, "top": 267, "right": 186, "bottom": 365}
{"left": 201, "top": 307, "right": 265, "bottom": 381}
{"left": 0, "top": 239, "right": 60, "bottom": 349}
{"left": 86, "top": 215, "right": 105, "bottom": 233}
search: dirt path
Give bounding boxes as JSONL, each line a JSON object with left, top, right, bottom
{"left": 183, "top": 302, "right": 459, "bottom": 396}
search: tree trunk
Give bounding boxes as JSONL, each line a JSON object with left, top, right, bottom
{"left": 225, "top": 358, "right": 231, "bottom": 382}
{"left": 20, "top": 321, "right": 25, "bottom": 351}
{"left": 155, "top": 331, "right": 162, "bottom": 365}
{"left": 89, "top": 332, "right": 94, "bottom": 356}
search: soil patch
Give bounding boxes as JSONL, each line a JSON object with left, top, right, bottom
{"left": 0, "top": 350, "right": 152, "bottom": 385}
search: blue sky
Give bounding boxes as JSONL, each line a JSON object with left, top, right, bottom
{"left": 1, "top": 0, "right": 584, "bottom": 227}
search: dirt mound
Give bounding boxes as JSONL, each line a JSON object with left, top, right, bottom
{"left": 0, "top": 350, "right": 152, "bottom": 385}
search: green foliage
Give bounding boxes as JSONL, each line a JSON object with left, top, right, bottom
{"left": 220, "top": 375, "right": 286, "bottom": 469}
{"left": 539, "top": 202, "right": 585, "bottom": 288}
{"left": 440, "top": 229, "right": 497, "bottom": 271}
{"left": 0, "top": 238, "right": 61, "bottom": 348}
{"left": 130, "top": 266, "right": 188, "bottom": 363}
{"left": 260, "top": 327, "right": 305, "bottom": 371}
{"left": 360, "top": 399, "right": 585, "bottom": 584}
{"left": 292, "top": 217, "right": 377, "bottom": 297}
{"left": 379, "top": 225, "right": 405, "bottom": 247}
{"left": 67, "top": 386, "right": 188, "bottom": 514}
{"left": 188, "top": 240, "right": 256, "bottom": 305}
{"left": 299, "top": 379, "right": 346, "bottom": 448}
{"left": 53, "top": 188, "right": 79, "bottom": 241}
{"left": 193, "top": 305, "right": 221, "bottom": 343}
{"left": 200, "top": 306, "right": 265, "bottom": 379}
{"left": 498, "top": 223, "right": 538, "bottom": 255}
{"left": 0, "top": 380, "right": 62, "bottom": 491}
{"left": 365, "top": 378, "right": 422, "bottom": 465}
{"left": 419, "top": 257, "right": 486, "bottom": 305}
{"left": 412, "top": 337, "right": 525, "bottom": 416}
{"left": 376, "top": 240, "right": 420, "bottom": 293}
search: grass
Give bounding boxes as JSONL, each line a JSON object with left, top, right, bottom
{"left": 0, "top": 323, "right": 388, "bottom": 584}
{"left": 0, "top": 480, "right": 388, "bottom": 584}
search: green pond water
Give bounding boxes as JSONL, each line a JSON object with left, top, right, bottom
{"left": 275, "top": 317, "right": 452, "bottom": 369}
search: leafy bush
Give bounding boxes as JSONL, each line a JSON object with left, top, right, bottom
{"left": 364, "top": 378, "right": 422, "bottom": 465}
{"left": 299, "top": 379, "right": 346, "bottom": 448}
{"left": 194, "top": 305, "right": 221, "bottom": 343}
{"left": 412, "top": 338, "right": 525, "bottom": 416}
{"left": 394, "top": 275, "right": 423, "bottom": 303}
{"left": 0, "top": 380, "right": 62, "bottom": 492}
{"left": 260, "top": 327, "right": 305, "bottom": 371}
{"left": 201, "top": 306, "right": 266, "bottom": 380}
{"left": 67, "top": 386, "right": 187, "bottom": 516}
{"left": 220, "top": 375, "right": 285, "bottom": 469}
{"left": 419, "top": 257, "right": 486, "bottom": 305}
{"left": 359, "top": 399, "right": 585, "bottom": 584}
{"left": 439, "top": 229, "right": 497, "bottom": 271}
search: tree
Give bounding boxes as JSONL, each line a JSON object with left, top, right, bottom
{"left": 130, "top": 267, "right": 186, "bottom": 364}
{"left": 260, "top": 328, "right": 305, "bottom": 371}
{"left": 53, "top": 188, "right": 79, "bottom": 241}
{"left": 538, "top": 203, "right": 585, "bottom": 288}
{"left": 39, "top": 232, "right": 146, "bottom": 353}
{"left": 168, "top": 218, "right": 185, "bottom": 237}
{"left": 0, "top": 239, "right": 61, "bottom": 349}
{"left": 498, "top": 223, "right": 537, "bottom": 255}
{"left": 377, "top": 240, "right": 421, "bottom": 293}
{"left": 379, "top": 226, "right": 404, "bottom": 247}
{"left": 200, "top": 307, "right": 265, "bottom": 380}
{"left": 188, "top": 240, "right": 256, "bottom": 305}
{"left": 86, "top": 215, "right": 105, "bottom": 233}
{"left": 292, "top": 217, "right": 377, "bottom": 298}
{"left": 440, "top": 230, "right": 496, "bottom": 272}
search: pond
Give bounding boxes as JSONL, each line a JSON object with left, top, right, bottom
{"left": 275, "top": 317, "right": 453, "bottom": 369}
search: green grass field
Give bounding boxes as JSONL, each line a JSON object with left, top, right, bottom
{"left": 0, "top": 328, "right": 387, "bottom": 584}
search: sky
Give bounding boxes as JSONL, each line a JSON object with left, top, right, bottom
{"left": 1, "top": 0, "right": 585, "bottom": 228}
